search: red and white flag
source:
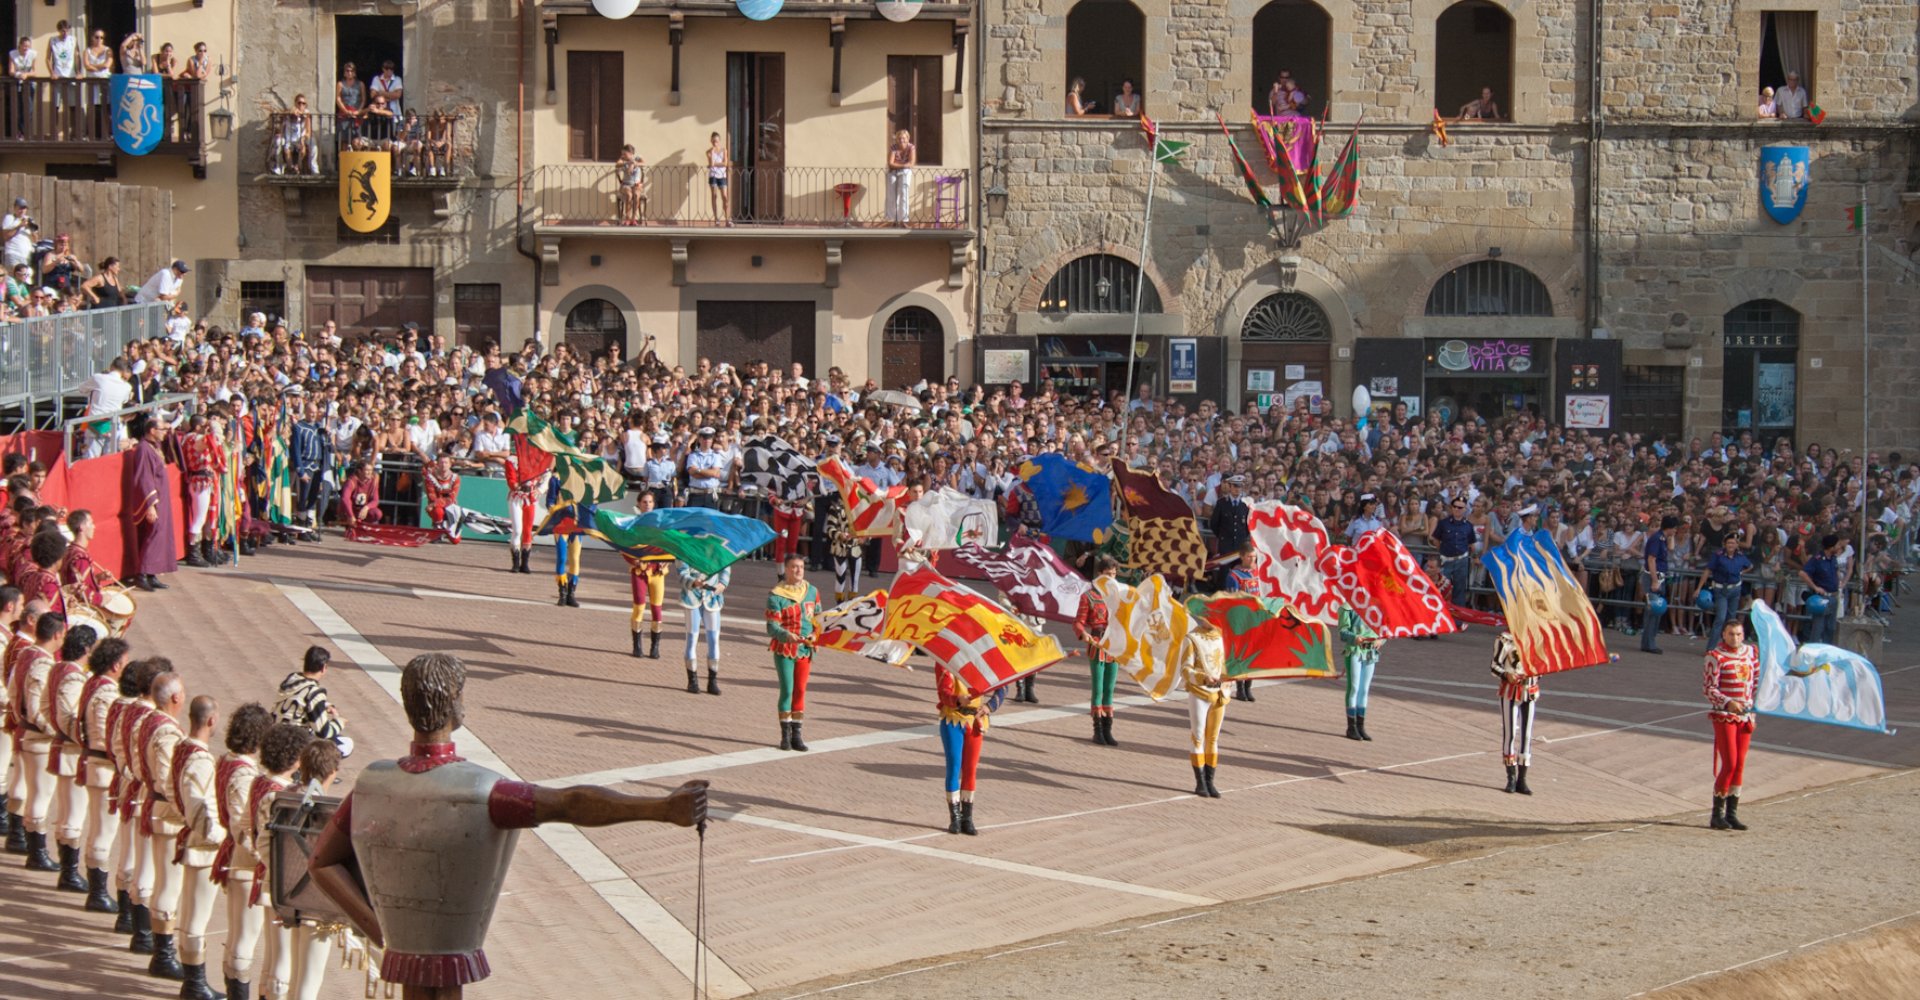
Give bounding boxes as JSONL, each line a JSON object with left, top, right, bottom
{"left": 952, "top": 534, "right": 1089, "bottom": 622}
{"left": 815, "top": 590, "right": 914, "bottom": 666}
{"left": 820, "top": 457, "right": 905, "bottom": 538}
{"left": 1244, "top": 501, "right": 1341, "bottom": 623}
{"left": 1317, "top": 530, "right": 1460, "bottom": 639}
{"left": 883, "top": 566, "right": 1066, "bottom": 694}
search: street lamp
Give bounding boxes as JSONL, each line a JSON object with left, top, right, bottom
{"left": 208, "top": 107, "right": 233, "bottom": 141}
{"left": 983, "top": 163, "right": 1008, "bottom": 220}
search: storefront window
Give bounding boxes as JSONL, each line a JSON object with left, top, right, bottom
{"left": 1721, "top": 299, "right": 1799, "bottom": 442}
{"left": 1423, "top": 337, "right": 1548, "bottom": 426}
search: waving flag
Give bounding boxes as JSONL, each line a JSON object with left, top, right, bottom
{"left": 1094, "top": 574, "right": 1191, "bottom": 701}
{"left": 952, "top": 534, "right": 1088, "bottom": 622}
{"left": 904, "top": 487, "right": 1000, "bottom": 551}
{"left": 1480, "top": 529, "right": 1609, "bottom": 676}
{"left": 1183, "top": 593, "right": 1336, "bottom": 680}
{"left": 1250, "top": 113, "right": 1315, "bottom": 213}
{"left": 1748, "top": 600, "right": 1890, "bottom": 734}
{"left": 1111, "top": 462, "right": 1206, "bottom": 584}
{"left": 1015, "top": 453, "right": 1112, "bottom": 543}
{"left": 508, "top": 410, "right": 625, "bottom": 506}
{"left": 819, "top": 457, "right": 905, "bottom": 537}
{"left": 883, "top": 566, "right": 1065, "bottom": 694}
{"left": 588, "top": 507, "right": 774, "bottom": 576}
{"left": 742, "top": 435, "right": 816, "bottom": 501}
{"left": 814, "top": 590, "right": 915, "bottom": 667}
{"left": 1317, "top": 530, "right": 1458, "bottom": 639}
{"left": 1244, "top": 501, "right": 1341, "bottom": 623}
{"left": 1317, "top": 119, "right": 1362, "bottom": 219}
{"left": 1216, "top": 113, "right": 1274, "bottom": 213}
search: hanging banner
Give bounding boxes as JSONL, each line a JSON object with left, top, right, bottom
{"left": 1759, "top": 145, "right": 1809, "bottom": 225}
{"left": 110, "top": 74, "right": 165, "bottom": 156}
{"left": 339, "top": 151, "right": 393, "bottom": 233}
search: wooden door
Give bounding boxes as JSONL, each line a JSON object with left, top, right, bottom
{"left": 454, "top": 283, "right": 501, "bottom": 349}
{"left": 886, "top": 56, "right": 943, "bottom": 164}
{"left": 304, "top": 266, "right": 433, "bottom": 338}
{"left": 881, "top": 306, "right": 943, "bottom": 389}
{"left": 696, "top": 300, "right": 813, "bottom": 373}
{"left": 1241, "top": 342, "right": 1329, "bottom": 414}
{"left": 567, "top": 51, "right": 623, "bottom": 162}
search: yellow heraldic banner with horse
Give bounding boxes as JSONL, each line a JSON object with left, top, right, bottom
{"left": 339, "top": 151, "right": 393, "bottom": 233}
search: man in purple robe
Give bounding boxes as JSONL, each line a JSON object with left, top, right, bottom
{"left": 125, "top": 412, "right": 177, "bottom": 591}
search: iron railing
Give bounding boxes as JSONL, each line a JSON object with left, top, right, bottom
{"left": 0, "top": 78, "right": 203, "bottom": 152}
{"left": 0, "top": 302, "right": 169, "bottom": 429}
{"left": 533, "top": 164, "right": 972, "bottom": 229}
{"left": 261, "top": 110, "right": 470, "bottom": 180}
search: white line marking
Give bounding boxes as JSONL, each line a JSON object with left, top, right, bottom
{"left": 1622, "top": 908, "right": 1920, "bottom": 997}
{"left": 717, "top": 808, "right": 1217, "bottom": 906}
{"left": 776, "top": 941, "right": 1067, "bottom": 999}
{"left": 1386, "top": 675, "right": 1704, "bottom": 709}
{"left": 276, "top": 583, "right": 754, "bottom": 999}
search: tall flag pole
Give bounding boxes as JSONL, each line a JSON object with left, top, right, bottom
{"left": 1126, "top": 115, "right": 1188, "bottom": 402}
{"left": 1856, "top": 183, "right": 1869, "bottom": 579}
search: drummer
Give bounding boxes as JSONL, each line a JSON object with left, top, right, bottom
{"left": 59, "top": 510, "right": 115, "bottom": 611}
{"left": 19, "top": 531, "right": 70, "bottom": 614}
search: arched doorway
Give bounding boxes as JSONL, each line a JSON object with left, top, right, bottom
{"left": 1721, "top": 299, "right": 1799, "bottom": 443}
{"left": 564, "top": 298, "right": 627, "bottom": 361}
{"left": 1065, "top": 0, "right": 1145, "bottom": 116}
{"left": 1434, "top": 0, "right": 1514, "bottom": 121}
{"left": 1251, "top": 0, "right": 1331, "bottom": 118}
{"left": 1240, "top": 292, "right": 1331, "bottom": 415}
{"left": 880, "top": 305, "right": 944, "bottom": 390}
{"left": 1422, "top": 259, "right": 1553, "bottom": 425}
{"left": 1036, "top": 253, "right": 1165, "bottom": 399}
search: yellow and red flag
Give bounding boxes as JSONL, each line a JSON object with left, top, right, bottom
{"left": 1480, "top": 529, "right": 1609, "bottom": 676}
{"left": 820, "top": 456, "right": 905, "bottom": 537}
{"left": 1093, "top": 574, "right": 1191, "bottom": 701}
{"left": 883, "top": 566, "right": 1065, "bottom": 694}
{"left": 815, "top": 590, "right": 914, "bottom": 666}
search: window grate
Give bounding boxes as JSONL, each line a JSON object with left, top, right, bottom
{"left": 884, "top": 306, "right": 939, "bottom": 342}
{"left": 239, "top": 281, "right": 287, "bottom": 326}
{"left": 1424, "top": 260, "right": 1552, "bottom": 316}
{"left": 1241, "top": 292, "right": 1331, "bottom": 341}
{"left": 1039, "top": 254, "right": 1162, "bottom": 315}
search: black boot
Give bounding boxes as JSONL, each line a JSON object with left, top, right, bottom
{"left": 706, "top": 670, "right": 720, "bottom": 696}
{"left": 226, "top": 978, "right": 249, "bottom": 1000}
{"left": 946, "top": 800, "right": 963, "bottom": 835}
{"left": 1514, "top": 765, "right": 1532, "bottom": 795}
{"left": 1355, "top": 710, "right": 1372, "bottom": 742}
{"left": 686, "top": 668, "right": 701, "bottom": 694}
{"left": 556, "top": 581, "right": 569, "bottom": 607}
{"left": 789, "top": 721, "right": 809, "bottom": 752}
{"left": 564, "top": 581, "right": 581, "bottom": 608}
{"left": 129, "top": 905, "right": 155, "bottom": 953}
{"left": 1709, "top": 795, "right": 1729, "bottom": 830}
{"left": 1193, "top": 765, "right": 1209, "bottom": 796}
{"left": 631, "top": 632, "right": 645, "bottom": 658}
{"left": 114, "top": 891, "right": 135, "bottom": 931}
{"left": 148, "top": 932, "right": 185, "bottom": 980}
{"left": 56, "top": 843, "right": 86, "bottom": 891}
{"left": 520, "top": 550, "right": 534, "bottom": 573}
{"left": 959, "top": 800, "right": 977, "bottom": 836}
{"left": 4, "top": 814, "right": 25, "bottom": 853}
{"left": 86, "top": 868, "right": 118, "bottom": 912}
{"left": 203, "top": 539, "right": 223, "bottom": 567}
{"left": 0, "top": 811, "right": 9, "bottom": 839}
{"left": 184, "top": 541, "right": 210, "bottom": 568}
{"left": 1202, "top": 765, "right": 1222, "bottom": 799}
{"left": 1101, "top": 715, "right": 1119, "bottom": 747}
{"left": 778, "top": 721, "right": 793, "bottom": 751}
{"left": 148, "top": 574, "right": 170, "bottom": 590}
{"left": 25, "top": 831, "right": 59, "bottom": 871}
{"left": 179, "top": 962, "right": 224, "bottom": 999}
{"left": 1091, "top": 716, "right": 1105, "bottom": 745}
{"left": 1503, "top": 764, "right": 1517, "bottom": 793}
{"left": 1243, "top": 680, "right": 1256, "bottom": 702}
{"left": 1345, "top": 714, "right": 1361, "bottom": 740}
{"left": 649, "top": 631, "right": 662, "bottom": 660}
{"left": 1724, "top": 795, "right": 1748, "bottom": 831}
{"left": 510, "top": 548, "right": 522, "bottom": 573}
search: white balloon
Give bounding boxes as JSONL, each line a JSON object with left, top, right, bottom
{"left": 1352, "top": 385, "right": 1372, "bottom": 417}
{"left": 593, "top": 0, "right": 640, "bottom": 18}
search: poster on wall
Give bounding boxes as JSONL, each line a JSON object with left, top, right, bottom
{"left": 1369, "top": 376, "right": 1399, "bottom": 397}
{"left": 982, "top": 349, "right": 1030, "bottom": 385}
{"left": 1168, "top": 338, "right": 1198, "bottom": 393}
{"left": 1247, "top": 369, "right": 1276, "bottom": 392}
{"left": 1285, "top": 364, "right": 1306, "bottom": 380}
{"left": 1564, "top": 394, "right": 1611, "bottom": 429}
{"left": 1284, "top": 380, "right": 1323, "bottom": 411}
{"left": 1403, "top": 395, "right": 1421, "bottom": 417}
{"left": 1756, "top": 363, "right": 1796, "bottom": 427}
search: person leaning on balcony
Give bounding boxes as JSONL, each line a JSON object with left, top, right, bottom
{"left": 392, "top": 108, "right": 425, "bottom": 177}
{"left": 369, "top": 60, "right": 402, "bottom": 117}
{"left": 47, "top": 21, "right": 77, "bottom": 134}
{"left": 886, "top": 129, "right": 915, "bottom": 226}
{"left": 424, "top": 109, "right": 453, "bottom": 177}
{"left": 1456, "top": 86, "right": 1502, "bottom": 121}
{"left": 1756, "top": 86, "right": 1776, "bottom": 118}
{"left": 151, "top": 42, "right": 175, "bottom": 78}
{"left": 706, "top": 131, "right": 731, "bottom": 225}
{"left": 364, "top": 92, "right": 396, "bottom": 149}
{"left": 1774, "top": 71, "right": 1809, "bottom": 120}
{"left": 1067, "top": 76, "right": 1097, "bottom": 116}
{"left": 336, "top": 61, "right": 367, "bottom": 150}
{"left": 1112, "top": 78, "right": 1141, "bottom": 118}
{"left": 274, "top": 95, "right": 315, "bottom": 176}
{"left": 615, "top": 144, "right": 646, "bottom": 224}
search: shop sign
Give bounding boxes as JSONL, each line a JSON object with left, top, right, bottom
{"left": 1433, "top": 338, "right": 1536, "bottom": 374}
{"left": 1168, "top": 338, "right": 1197, "bottom": 393}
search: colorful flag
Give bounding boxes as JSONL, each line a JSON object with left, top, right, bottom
{"left": 1139, "top": 111, "right": 1160, "bottom": 147}
{"left": 1430, "top": 109, "right": 1450, "bottom": 147}
{"left": 1845, "top": 203, "right": 1865, "bottom": 231}
{"left": 1317, "top": 529, "right": 1458, "bottom": 639}
{"left": 1182, "top": 593, "right": 1336, "bottom": 680}
{"left": 1252, "top": 113, "right": 1315, "bottom": 214}
{"left": 883, "top": 566, "right": 1066, "bottom": 695}
{"left": 1094, "top": 574, "right": 1191, "bottom": 701}
{"left": 904, "top": 487, "right": 1000, "bottom": 551}
{"left": 819, "top": 456, "right": 905, "bottom": 537}
{"left": 508, "top": 410, "right": 625, "bottom": 506}
{"left": 588, "top": 507, "right": 774, "bottom": 576}
{"left": 1015, "top": 453, "right": 1112, "bottom": 543}
{"left": 1111, "top": 461, "right": 1206, "bottom": 584}
{"left": 815, "top": 590, "right": 915, "bottom": 667}
{"left": 1243, "top": 501, "right": 1341, "bottom": 623}
{"left": 1807, "top": 104, "right": 1826, "bottom": 125}
{"left": 1153, "top": 138, "right": 1191, "bottom": 163}
{"left": 1215, "top": 113, "right": 1274, "bottom": 213}
{"left": 1480, "top": 529, "right": 1609, "bottom": 676}
{"left": 1748, "top": 600, "right": 1889, "bottom": 733}
{"left": 741, "top": 435, "right": 816, "bottom": 501}
{"left": 952, "top": 534, "right": 1089, "bottom": 622}
{"left": 1317, "top": 119, "right": 1362, "bottom": 219}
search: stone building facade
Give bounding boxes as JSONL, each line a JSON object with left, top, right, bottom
{"left": 979, "top": 0, "right": 1920, "bottom": 451}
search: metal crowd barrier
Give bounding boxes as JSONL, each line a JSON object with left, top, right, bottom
{"left": 0, "top": 303, "right": 171, "bottom": 431}
{"left": 60, "top": 392, "right": 197, "bottom": 463}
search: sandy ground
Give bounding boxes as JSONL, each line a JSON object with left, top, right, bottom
{"left": 787, "top": 768, "right": 1920, "bottom": 1000}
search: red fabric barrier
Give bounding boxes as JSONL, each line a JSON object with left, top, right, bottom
{"left": 1, "top": 432, "right": 184, "bottom": 580}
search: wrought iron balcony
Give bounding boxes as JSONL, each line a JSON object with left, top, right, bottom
{"left": 257, "top": 110, "right": 471, "bottom": 184}
{"left": 0, "top": 78, "right": 204, "bottom": 168}
{"left": 532, "top": 163, "right": 972, "bottom": 232}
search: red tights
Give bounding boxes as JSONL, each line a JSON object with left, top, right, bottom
{"left": 1712, "top": 717, "right": 1754, "bottom": 795}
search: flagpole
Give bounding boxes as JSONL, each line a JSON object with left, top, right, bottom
{"left": 1124, "top": 153, "right": 1159, "bottom": 405}
{"left": 1858, "top": 181, "right": 1869, "bottom": 609}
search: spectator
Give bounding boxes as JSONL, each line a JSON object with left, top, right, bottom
{"left": 164, "top": 301, "right": 192, "bottom": 341}
{"left": 1757, "top": 87, "right": 1776, "bottom": 118}
{"left": 1112, "top": 78, "right": 1140, "bottom": 118}
{"left": 886, "top": 128, "right": 915, "bottom": 226}
{"left": 117, "top": 32, "right": 147, "bottom": 73}
{"left": 615, "top": 143, "right": 645, "bottom": 224}
{"left": 393, "top": 107, "right": 426, "bottom": 177}
{"left": 364, "top": 91, "right": 396, "bottom": 148}
{"left": 1456, "top": 86, "right": 1501, "bottom": 121}
{"left": 1704, "top": 531, "right": 1752, "bottom": 637}
{"left": 81, "top": 30, "right": 110, "bottom": 132}
{"left": 79, "top": 256, "right": 124, "bottom": 307}
{"left": 337, "top": 61, "right": 367, "bottom": 149}
{"left": 10, "top": 35, "right": 36, "bottom": 85}
{"left": 1, "top": 197, "right": 33, "bottom": 270}
{"left": 273, "top": 94, "right": 315, "bottom": 175}
{"left": 36, "top": 233, "right": 83, "bottom": 295}
{"left": 706, "top": 131, "right": 731, "bottom": 224}
{"left": 424, "top": 110, "right": 454, "bottom": 177}
{"left": 46, "top": 21, "right": 77, "bottom": 136}
{"left": 134, "top": 258, "right": 190, "bottom": 305}
{"left": 272, "top": 646, "right": 354, "bottom": 758}
{"left": 369, "top": 60, "right": 403, "bottom": 116}
{"left": 1798, "top": 533, "right": 1840, "bottom": 643}
{"left": 1067, "top": 76, "right": 1097, "bottom": 116}
{"left": 1775, "top": 71, "right": 1809, "bottom": 120}
{"left": 1268, "top": 71, "right": 1307, "bottom": 116}
{"left": 151, "top": 41, "right": 175, "bottom": 77}
{"left": 5, "top": 262, "right": 32, "bottom": 312}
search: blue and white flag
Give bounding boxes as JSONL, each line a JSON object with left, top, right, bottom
{"left": 1758, "top": 145, "right": 1809, "bottom": 224}
{"left": 111, "top": 74, "right": 165, "bottom": 156}
{"left": 1748, "top": 599, "right": 1890, "bottom": 734}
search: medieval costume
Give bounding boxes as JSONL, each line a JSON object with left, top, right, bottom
{"left": 1704, "top": 635, "right": 1759, "bottom": 831}
{"left": 936, "top": 665, "right": 1005, "bottom": 834}
{"left": 1179, "top": 618, "right": 1228, "bottom": 799}
{"left": 126, "top": 420, "right": 178, "bottom": 590}
{"left": 1339, "top": 607, "right": 1380, "bottom": 741}
{"left": 624, "top": 548, "right": 674, "bottom": 659}
{"left": 1074, "top": 578, "right": 1119, "bottom": 746}
{"left": 764, "top": 575, "right": 820, "bottom": 749}
{"left": 679, "top": 564, "right": 729, "bottom": 694}
{"left": 1492, "top": 631, "right": 1539, "bottom": 794}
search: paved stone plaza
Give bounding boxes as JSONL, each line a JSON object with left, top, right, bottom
{"left": 0, "top": 539, "right": 1912, "bottom": 998}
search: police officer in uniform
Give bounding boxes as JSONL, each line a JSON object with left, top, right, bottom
{"left": 684, "top": 428, "right": 727, "bottom": 509}
{"left": 1429, "top": 495, "right": 1477, "bottom": 608}
{"left": 1207, "top": 475, "right": 1250, "bottom": 592}
{"left": 643, "top": 433, "right": 678, "bottom": 510}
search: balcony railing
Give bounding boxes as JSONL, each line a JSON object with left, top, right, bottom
{"left": 260, "top": 110, "right": 471, "bottom": 182}
{"left": 0, "top": 78, "right": 202, "bottom": 156}
{"left": 533, "top": 164, "right": 972, "bottom": 230}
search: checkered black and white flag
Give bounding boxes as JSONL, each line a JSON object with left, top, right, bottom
{"left": 742, "top": 435, "right": 817, "bottom": 500}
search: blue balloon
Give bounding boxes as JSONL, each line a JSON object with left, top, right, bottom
{"left": 1647, "top": 594, "right": 1669, "bottom": 617}
{"left": 1696, "top": 588, "right": 1717, "bottom": 611}
{"left": 1806, "top": 594, "right": 1831, "bottom": 616}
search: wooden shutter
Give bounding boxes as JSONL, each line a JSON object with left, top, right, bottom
{"left": 568, "top": 51, "right": 623, "bottom": 162}
{"left": 886, "top": 55, "right": 942, "bottom": 166}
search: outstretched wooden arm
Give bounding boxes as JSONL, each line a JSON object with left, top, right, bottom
{"left": 532, "top": 779, "right": 709, "bottom": 829}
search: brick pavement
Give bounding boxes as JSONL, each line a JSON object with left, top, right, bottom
{"left": 0, "top": 534, "right": 1910, "bottom": 999}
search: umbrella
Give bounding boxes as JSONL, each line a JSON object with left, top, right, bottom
{"left": 868, "top": 389, "right": 922, "bottom": 411}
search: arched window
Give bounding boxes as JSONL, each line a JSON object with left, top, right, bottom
{"left": 881, "top": 306, "right": 944, "bottom": 389}
{"left": 1039, "top": 254, "right": 1162, "bottom": 315}
{"left": 1721, "top": 299, "right": 1799, "bottom": 437}
{"left": 1434, "top": 0, "right": 1513, "bottom": 122}
{"left": 1251, "top": 1, "right": 1331, "bottom": 118}
{"left": 564, "top": 298, "right": 627, "bottom": 360}
{"left": 1241, "top": 292, "right": 1331, "bottom": 341}
{"left": 1424, "top": 260, "right": 1550, "bottom": 316}
{"left": 1065, "top": 0, "right": 1145, "bottom": 117}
